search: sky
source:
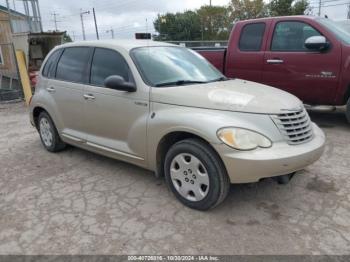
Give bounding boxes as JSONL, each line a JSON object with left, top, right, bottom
{"left": 0, "top": 0, "right": 348, "bottom": 41}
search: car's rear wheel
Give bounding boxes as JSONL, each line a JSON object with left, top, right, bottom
{"left": 38, "top": 112, "right": 66, "bottom": 152}
{"left": 164, "top": 138, "right": 230, "bottom": 210}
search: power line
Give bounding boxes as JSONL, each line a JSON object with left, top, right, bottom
{"left": 311, "top": 1, "right": 350, "bottom": 8}
{"left": 310, "top": 0, "right": 347, "bottom": 4}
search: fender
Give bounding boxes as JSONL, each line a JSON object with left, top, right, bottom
{"left": 146, "top": 103, "right": 282, "bottom": 171}
{"left": 30, "top": 86, "right": 64, "bottom": 132}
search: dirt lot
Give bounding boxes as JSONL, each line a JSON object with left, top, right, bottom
{"left": 0, "top": 102, "right": 349, "bottom": 255}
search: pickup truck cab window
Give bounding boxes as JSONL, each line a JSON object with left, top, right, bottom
{"left": 131, "top": 46, "right": 224, "bottom": 87}
{"left": 56, "top": 47, "right": 91, "bottom": 84}
{"left": 271, "top": 21, "right": 322, "bottom": 52}
{"left": 239, "top": 23, "right": 266, "bottom": 51}
{"left": 90, "top": 48, "right": 131, "bottom": 86}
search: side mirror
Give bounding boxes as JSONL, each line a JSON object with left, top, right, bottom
{"left": 104, "top": 75, "right": 136, "bottom": 92}
{"left": 305, "top": 36, "right": 330, "bottom": 51}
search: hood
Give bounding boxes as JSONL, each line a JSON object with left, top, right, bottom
{"left": 150, "top": 79, "right": 303, "bottom": 114}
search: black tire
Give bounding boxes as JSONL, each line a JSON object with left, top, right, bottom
{"left": 346, "top": 98, "right": 350, "bottom": 123}
{"left": 164, "top": 138, "right": 230, "bottom": 210}
{"left": 274, "top": 172, "right": 295, "bottom": 185}
{"left": 38, "top": 112, "right": 66, "bottom": 152}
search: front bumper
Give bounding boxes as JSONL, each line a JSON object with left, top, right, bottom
{"left": 213, "top": 123, "right": 325, "bottom": 183}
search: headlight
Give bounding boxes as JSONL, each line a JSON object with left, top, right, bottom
{"left": 217, "top": 128, "right": 272, "bottom": 150}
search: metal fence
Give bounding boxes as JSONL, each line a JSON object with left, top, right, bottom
{"left": 0, "top": 43, "right": 22, "bottom": 102}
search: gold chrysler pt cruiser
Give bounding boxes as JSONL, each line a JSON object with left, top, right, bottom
{"left": 29, "top": 40, "right": 325, "bottom": 210}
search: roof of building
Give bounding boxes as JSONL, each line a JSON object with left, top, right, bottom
{"left": 0, "top": 4, "right": 27, "bottom": 17}
{"left": 59, "top": 39, "right": 176, "bottom": 51}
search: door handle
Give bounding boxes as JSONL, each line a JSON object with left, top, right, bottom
{"left": 83, "top": 94, "right": 95, "bottom": 100}
{"left": 267, "top": 59, "right": 284, "bottom": 64}
{"left": 46, "top": 87, "right": 55, "bottom": 93}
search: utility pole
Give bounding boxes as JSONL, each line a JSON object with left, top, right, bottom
{"left": 80, "top": 9, "right": 90, "bottom": 41}
{"left": 5, "top": 0, "right": 13, "bottom": 33}
{"left": 51, "top": 12, "right": 60, "bottom": 31}
{"left": 106, "top": 28, "right": 114, "bottom": 39}
{"left": 348, "top": 1, "right": 350, "bottom": 19}
{"left": 318, "top": 0, "right": 322, "bottom": 16}
{"left": 92, "top": 8, "right": 99, "bottom": 40}
{"left": 72, "top": 31, "right": 76, "bottom": 41}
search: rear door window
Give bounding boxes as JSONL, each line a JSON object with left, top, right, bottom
{"left": 90, "top": 48, "right": 130, "bottom": 86}
{"left": 271, "top": 21, "right": 322, "bottom": 51}
{"left": 56, "top": 47, "right": 91, "bottom": 83}
{"left": 239, "top": 23, "right": 266, "bottom": 51}
{"left": 42, "top": 49, "right": 62, "bottom": 78}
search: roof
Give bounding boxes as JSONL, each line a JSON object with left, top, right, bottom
{"left": 59, "top": 39, "right": 177, "bottom": 51}
{"left": 0, "top": 4, "right": 27, "bottom": 17}
{"left": 235, "top": 15, "right": 318, "bottom": 24}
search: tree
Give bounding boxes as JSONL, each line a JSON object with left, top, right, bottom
{"left": 197, "top": 5, "right": 231, "bottom": 40}
{"left": 153, "top": 0, "right": 312, "bottom": 41}
{"left": 63, "top": 32, "right": 72, "bottom": 43}
{"left": 269, "top": 0, "right": 310, "bottom": 16}
{"left": 229, "top": 0, "right": 268, "bottom": 21}
{"left": 154, "top": 11, "right": 202, "bottom": 41}
{"left": 292, "top": 0, "right": 311, "bottom": 15}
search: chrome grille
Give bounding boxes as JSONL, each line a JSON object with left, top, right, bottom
{"left": 271, "top": 108, "right": 313, "bottom": 145}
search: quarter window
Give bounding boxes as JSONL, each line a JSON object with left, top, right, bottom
{"left": 239, "top": 23, "right": 266, "bottom": 51}
{"left": 42, "top": 49, "right": 62, "bottom": 78}
{"left": 271, "top": 21, "right": 322, "bottom": 51}
{"left": 56, "top": 47, "right": 91, "bottom": 83}
{"left": 90, "top": 48, "right": 130, "bottom": 86}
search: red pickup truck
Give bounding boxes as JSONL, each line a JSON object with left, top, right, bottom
{"left": 195, "top": 16, "right": 350, "bottom": 122}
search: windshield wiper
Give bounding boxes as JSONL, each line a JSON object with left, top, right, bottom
{"left": 155, "top": 80, "right": 207, "bottom": 87}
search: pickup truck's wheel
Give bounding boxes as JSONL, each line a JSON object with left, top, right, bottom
{"left": 38, "top": 112, "right": 66, "bottom": 152}
{"left": 346, "top": 97, "right": 350, "bottom": 123}
{"left": 164, "top": 138, "right": 230, "bottom": 210}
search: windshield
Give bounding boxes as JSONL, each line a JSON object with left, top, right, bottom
{"left": 131, "top": 46, "right": 225, "bottom": 87}
{"left": 317, "top": 18, "right": 350, "bottom": 45}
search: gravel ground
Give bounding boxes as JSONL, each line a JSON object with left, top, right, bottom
{"left": 0, "top": 102, "right": 349, "bottom": 255}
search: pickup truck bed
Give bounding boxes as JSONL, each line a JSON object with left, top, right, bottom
{"left": 192, "top": 47, "right": 227, "bottom": 73}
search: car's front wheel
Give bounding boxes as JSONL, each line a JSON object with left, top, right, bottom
{"left": 38, "top": 112, "right": 66, "bottom": 152}
{"left": 164, "top": 138, "right": 230, "bottom": 210}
